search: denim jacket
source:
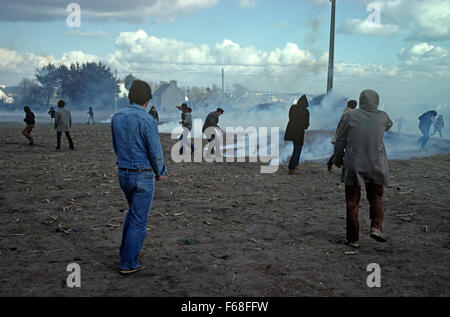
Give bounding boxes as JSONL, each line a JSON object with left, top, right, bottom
{"left": 111, "top": 104, "right": 167, "bottom": 177}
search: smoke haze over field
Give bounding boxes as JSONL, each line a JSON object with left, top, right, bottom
{"left": 1, "top": 89, "right": 449, "bottom": 163}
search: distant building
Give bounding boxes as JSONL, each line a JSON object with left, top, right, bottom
{"left": 0, "top": 85, "right": 14, "bottom": 104}
{"left": 151, "top": 80, "right": 185, "bottom": 111}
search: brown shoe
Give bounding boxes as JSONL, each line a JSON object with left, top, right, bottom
{"left": 288, "top": 170, "right": 297, "bottom": 175}
{"left": 370, "top": 228, "right": 387, "bottom": 242}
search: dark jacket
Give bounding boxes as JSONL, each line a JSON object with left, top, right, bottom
{"left": 24, "top": 111, "right": 35, "bottom": 125}
{"left": 202, "top": 111, "right": 220, "bottom": 133}
{"left": 149, "top": 109, "right": 159, "bottom": 122}
{"left": 419, "top": 110, "right": 436, "bottom": 131}
{"left": 284, "top": 95, "right": 310, "bottom": 146}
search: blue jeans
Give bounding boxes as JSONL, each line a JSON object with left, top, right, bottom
{"left": 288, "top": 143, "right": 303, "bottom": 170}
{"left": 118, "top": 170, "right": 155, "bottom": 270}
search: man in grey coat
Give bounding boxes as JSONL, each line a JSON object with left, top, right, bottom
{"left": 333, "top": 89, "right": 393, "bottom": 248}
{"left": 54, "top": 99, "right": 74, "bottom": 150}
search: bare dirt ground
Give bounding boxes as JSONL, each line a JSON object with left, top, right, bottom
{"left": 0, "top": 122, "right": 449, "bottom": 296}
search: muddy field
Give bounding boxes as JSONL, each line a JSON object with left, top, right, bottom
{"left": 0, "top": 122, "right": 449, "bottom": 296}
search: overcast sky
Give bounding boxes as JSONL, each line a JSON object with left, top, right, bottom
{"left": 0, "top": 0, "right": 449, "bottom": 111}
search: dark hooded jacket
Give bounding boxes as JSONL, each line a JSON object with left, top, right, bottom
{"left": 284, "top": 95, "right": 310, "bottom": 146}
{"left": 24, "top": 110, "right": 35, "bottom": 125}
{"left": 418, "top": 110, "right": 437, "bottom": 131}
{"left": 333, "top": 89, "right": 393, "bottom": 186}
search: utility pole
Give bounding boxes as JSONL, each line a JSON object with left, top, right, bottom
{"left": 327, "top": 0, "right": 336, "bottom": 94}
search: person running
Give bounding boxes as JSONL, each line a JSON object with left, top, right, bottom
{"left": 54, "top": 100, "right": 74, "bottom": 150}
{"left": 87, "top": 106, "right": 95, "bottom": 124}
{"left": 111, "top": 80, "right": 167, "bottom": 274}
{"left": 418, "top": 110, "right": 437, "bottom": 149}
{"left": 22, "top": 106, "right": 35, "bottom": 146}
{"left": 284, "top": 95, "right": 310, "bottom": 175}
{"left": 202, "top": 107, "right": 224, "bottom": 154}
{"left": 333, "top": 89, "right": 393, "bottom": 248}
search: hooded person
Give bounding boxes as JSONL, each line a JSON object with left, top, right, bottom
{"left": 284, "top": 95, "right": 310, "bottom": 175}
{"left": 418, "top": 110, "right": 437, "bottom": 148}
{"left": 333, "top": 89, "right": 393, "bottom": 248}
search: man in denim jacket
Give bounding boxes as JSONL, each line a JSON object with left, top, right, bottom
{"left": 111, "top": 80, "right": 167, "bottom": 274}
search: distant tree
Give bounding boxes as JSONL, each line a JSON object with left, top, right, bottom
{"left": 56, "top": 64, "right": 71, "bottom": 100}
{"left": 35, "top": 63, "right": 58, "bottom": 106}
{"left": 124, "top": 73, "right": 137, "bottom": 91}
{"left": 18, "top": 78, "right": 42, "bottom": 106}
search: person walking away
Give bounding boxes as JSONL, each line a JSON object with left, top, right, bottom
{"left": 87, "top": 106, "right": 95, "bottom": 124}
{"left": 177, "top": 103, "right": 195, "bottom": 154}
{"left": 284, "top": 95, "right": 310, "bottom": 175}
{"left": 418, "top": 110, "right": 437, "bottom": 149}
{"left": 333, "top": 89, "right": 393, "bottom": 248}
{"left": 54, "top": 100, "right": 74, "bottom": 150}
{"left": 111, "top": 80, "right": 167, "bottom": 274}
{"left": 22, "top": 106, "right": 35, "bottom": 146}
{"left": 202, "top": 108, "right": 224, "bottom": 154}
{"left": 48, "top": 106, "right": 56, "bottom": 125}
{"left": 327, "top": 100, "right": 357, "bottom": 172}
{"left": 431, "top": 115, "right": 444, "bottom": 138}
{"left": 149, "top": 106, "right": 159, "bottom": 123}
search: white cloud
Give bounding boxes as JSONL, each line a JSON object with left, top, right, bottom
{"left": 398, "top": 42, "right": 450, "bottom": 77}
{"left": 338, "top": 18, "right": 399, "bottom": 36}
{"left": 0, "top": 0, "right": 220, "bottom": 23}
{"left": 239, "top": 0, "right": 256, "bottom": 8}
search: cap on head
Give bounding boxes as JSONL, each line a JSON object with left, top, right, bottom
{"left": 57, "top": 100, "right": 65, "bottom": 108}
{"left": 128, "top": 80, "right": 152, "bottom": 106}
{"left": 216, "top": 107, "right": 224, "bottom": 114}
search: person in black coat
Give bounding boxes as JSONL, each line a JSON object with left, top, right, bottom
{"left": 22, "top": 106, "right": 35, "bottom": 146}
{"left": 284, "top": 95, "right": 310, "bottom": 174}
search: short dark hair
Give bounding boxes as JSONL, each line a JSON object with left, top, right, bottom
{"left": 347, "top": 100, "right": 357, "bottom": 109}
{"left": 129, "top": 80, "right": 152, "bottom": 105}
{"left": 57, "top": 100, "right": 65, "bottom": 108}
